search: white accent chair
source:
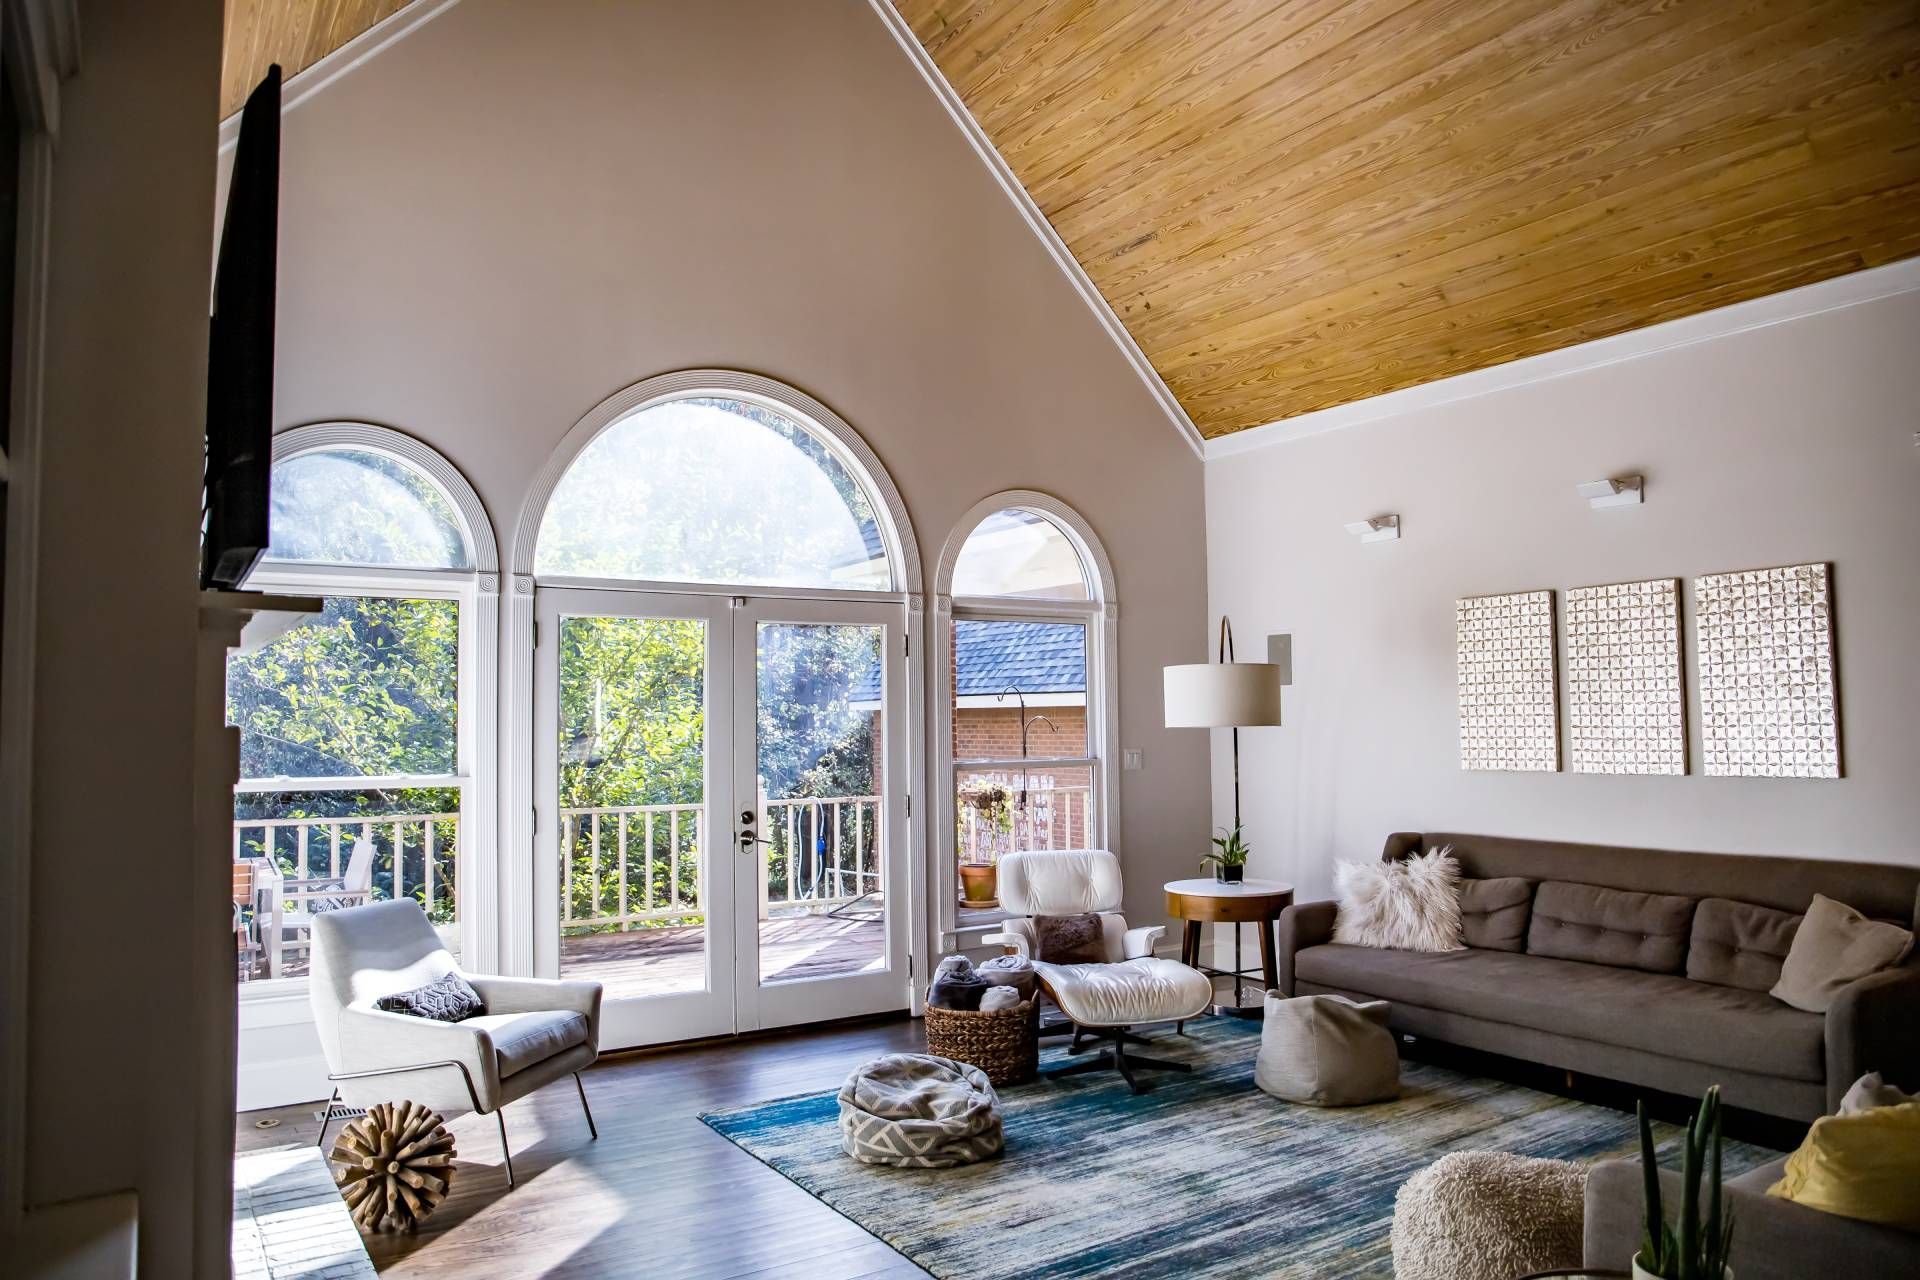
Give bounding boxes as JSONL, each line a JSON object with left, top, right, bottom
{"left": 985, "top": 849, "right": 1212, "bottom": 1093}
{"left": 310, "top": 900, "right": 602, "bottom": 1186}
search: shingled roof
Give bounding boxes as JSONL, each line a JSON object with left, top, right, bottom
{"left": 850, "top": 620, "right": 1085, "bottom": 703}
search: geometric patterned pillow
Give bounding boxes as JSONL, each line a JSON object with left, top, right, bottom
{"left": 374, "top": 971, "right": 484, "bottom": 1022}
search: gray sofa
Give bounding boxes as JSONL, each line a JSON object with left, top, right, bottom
{"left": 1585, "top": 1153, "right": 1920, "bottom": 1277}
{"left": 1276, "top": 832, "right": 1920, "bottom": 1121}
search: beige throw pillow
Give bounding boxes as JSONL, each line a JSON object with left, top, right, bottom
{"left": 1333, "top": 848, "right": 1465, "bottom": 952}
{"left": 1770, "top": 894, "right": 1914, "bottom": 1013}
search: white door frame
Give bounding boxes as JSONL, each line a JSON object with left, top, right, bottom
{"left": 533, "top": 587, "right": 739, "bottom": 1048}
{"left": 534, "top": 584, "right": 920, "bottom": 1048}
{"left": 731, "top": 596, "right": 912, "bottom": 1032}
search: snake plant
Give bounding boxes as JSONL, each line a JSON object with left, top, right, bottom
{"left": 1638, "top": 1086, "right": 1734, "bottom": 1279}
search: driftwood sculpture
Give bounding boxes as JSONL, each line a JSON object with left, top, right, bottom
{"left": 328, "top": 1100, "right": 457, "bottom": 1232}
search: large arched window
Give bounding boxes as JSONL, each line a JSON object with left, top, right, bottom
{"left": 535, "top": 396, "right": 891, "bottom": 590}
{"left": 228, "top": 425, "right": 499, "bottom": 989}
{"left": 936, "top": 493, "right": 1118, "bottom": 943}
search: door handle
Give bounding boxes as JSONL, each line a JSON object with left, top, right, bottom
{"left": 738, "top": 831, "right": 772, "bottom": 851}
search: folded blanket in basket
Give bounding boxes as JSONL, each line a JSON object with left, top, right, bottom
{"left": 978, "top": 985, "right": 1023, "bottom": 1012}
{"left": 928, "top": 970, "right": 988, "bottom": 1011}
{"left": 977, "top": 954, "right": 1038, "bottom": 998}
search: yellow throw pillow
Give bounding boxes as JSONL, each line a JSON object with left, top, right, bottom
{"left": 1768, "top": 1101, "right": 1920, "bottom": 1230}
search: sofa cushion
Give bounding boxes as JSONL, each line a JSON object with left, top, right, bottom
{"left": 1293, "top": 943, "right": 1824, "bottom": 1082}
{"left": 1458, "top": 877, "right": 1533, "bottom": 952}
{"left": 1687, "top": 898, "right": 1802, "bottom": 992}
{"left": 464, "top": 1009, "right": 590, "bottom": 1078}
{"left": 1526, "top": 880, "right": 1694, "bottom": 974}
{"left": 1771, "top": 894, "right": 1916, "bottom": 1013}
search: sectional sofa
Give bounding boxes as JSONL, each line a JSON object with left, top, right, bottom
{"left": 1275, "top": 832, "right": 1920, "bottom": 1121}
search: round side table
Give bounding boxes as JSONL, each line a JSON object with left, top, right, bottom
{"left": 1163, "top": 878, "right": 1295, "bottom": 1015}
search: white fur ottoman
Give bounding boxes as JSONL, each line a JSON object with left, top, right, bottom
{"left": 1390, "top": 1151, "right": 1587, "bottom": 1280}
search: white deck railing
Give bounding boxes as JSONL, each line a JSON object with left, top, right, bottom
{"left": 559, "top": 794, "right": 884, "bottom": 933}
{"left": 559, "top": 802, "right": 706, "bottom": 929}
{"left": 232, "top": 811, "right": 461, "bottom": 922}
{"left": 957, "top": 774, "right": 1093, "bottom": 862}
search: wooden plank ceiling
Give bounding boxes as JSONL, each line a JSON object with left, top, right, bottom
{"left": 895, "top": 0, "right": 1920, "bottom": 437}
{"left": 221, "top": 0, "right": 411, "bottom": 118}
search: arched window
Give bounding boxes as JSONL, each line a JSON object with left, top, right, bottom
{"left": 535, "top": 396, "right": 890, "bottom": 590}
{"left": 229, "top": 427, "right": 499, "bottom": 987}
{"left": 937, "top": 494, "right": 1117, "bottom": 940}
{"left": 267, "top": 447, "right": 471, "bottom": 570}
{"left": 950, "top": 508, "right": 1089, "bottom": 601}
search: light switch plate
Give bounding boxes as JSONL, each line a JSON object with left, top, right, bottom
{"left": 1122, "top": 748, "right": 1143, "bottom": 771}
{"left": 1267, "top": 634, "right": 1293, "bottom": 685}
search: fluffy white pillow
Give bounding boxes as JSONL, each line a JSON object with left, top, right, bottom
{"left": 1333, "top": 848, "right": 1466, "bottom": 952}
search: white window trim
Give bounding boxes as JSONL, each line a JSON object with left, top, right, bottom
{"left": 503, "top": 370, "right": 927, "bottom": 989}
{"left": 236, "top": 424, "right": 501, "bottom": 1006}
{"left": 933, "top": 491, "right": 1119, "bottom": 949}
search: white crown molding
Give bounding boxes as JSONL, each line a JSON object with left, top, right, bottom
{"left": 865, "top": 0, "right": 1205, "bottom": 463}
{"left": 217, "top": 0, "right": 464, "bottom": 151}
{"left": 1206, "top": 257, "right": 1920, "bottom": 462}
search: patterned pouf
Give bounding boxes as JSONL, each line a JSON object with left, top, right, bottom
{"left": 837, "top": 1053, "right": 1003, "bottom": 1168}
{"left": 1391, "top": 1150, "right": 1587, "bottom": 1280}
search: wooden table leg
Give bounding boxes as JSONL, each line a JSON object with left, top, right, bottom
{"left": 1181, "top": 920, "right": 1202, "bottom": 967}
{"left": 1258, "top": 918, "right": 1279, "bottom": 995}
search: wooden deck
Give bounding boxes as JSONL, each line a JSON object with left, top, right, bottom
{"left": 561, "top": 910, "right": 885, "bottom": 998}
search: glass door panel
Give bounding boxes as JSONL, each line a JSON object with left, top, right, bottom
{"left": 734, "top": 602, "right": 908, "bottom": 1031}
{"left": 536, "top": 590, "right": 735, "bottom": 1049}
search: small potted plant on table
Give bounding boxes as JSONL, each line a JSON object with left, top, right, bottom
{"left": 1635, "top": 1085, "right": 1734, "bottom": 1280}
{"left": 1201, "top": 823, "right": 1249, "bottom": 883}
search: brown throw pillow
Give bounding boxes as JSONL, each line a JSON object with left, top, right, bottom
{"left": 1770, "top": 894, "right": 1915, "bottom": 1013}
{"left": 1034, "top": 912, "right": 1107, "bottom": 964}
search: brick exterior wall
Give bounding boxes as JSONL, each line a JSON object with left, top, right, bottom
{"left": 953, "top": 705, "right": 1087, "bottom": 760}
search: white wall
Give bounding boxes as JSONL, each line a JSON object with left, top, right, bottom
{"left": 1206, "top": 282, "right": 1920, "bottom": 904}
{"left": 18, "top": 0, "right": 227, "bottom": 1275}
{"left": 240, "top": 0, "right": 1210, "bottom": 1082}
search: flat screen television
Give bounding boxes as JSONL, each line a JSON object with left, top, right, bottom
{"left": 201, "top": 64, "right": 282, "bottom": 589}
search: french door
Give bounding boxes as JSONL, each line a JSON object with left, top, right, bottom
{"left": 533, "top": 588, "right": 910, "bottom": 1050}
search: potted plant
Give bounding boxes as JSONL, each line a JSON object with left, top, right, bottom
{"left": 1201, "top": 823, "right": 1249, "bottom": 883}
{"left": 1635, "top": 1086, "right": 1734, "bottom": 1280}
{"left": 957, "top": 780, "right": 1012, "bottom": 906}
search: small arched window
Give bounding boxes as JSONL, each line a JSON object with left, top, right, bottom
{"left": 267, "top": 447, "right": 472, "bottom": 570}
{"left": 951, "top": 508, "right": 1090, "bottom": 601}
{"left": 230, "top": 429, "right": 497, "bottom": 985}
{"left": 938, "top": 496, "right": 1116, "bottom": 938}
{"left": 534, "top": 395, "right": 889, "bottom": 590}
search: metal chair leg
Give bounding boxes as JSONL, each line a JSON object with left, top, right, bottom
{"left": 314, "top": 1089, "right": 340, "bottom": 1150}
{"left": 573, "top": 1071, "right": 598, "bottom": 1140}
{"left": 497, "top": 1109, "right": 515, "bottom": 1187}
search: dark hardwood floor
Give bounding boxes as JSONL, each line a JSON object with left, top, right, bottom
{"left": 237, "top": 1017, "right": 929, "bottom": 1278}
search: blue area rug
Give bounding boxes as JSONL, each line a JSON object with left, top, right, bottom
{"left": 701, "top": 1017, "right": 1779, "bottom": 1279}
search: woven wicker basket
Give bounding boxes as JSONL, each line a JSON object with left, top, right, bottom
{"left": 924, "top": 998, "right": 1038, "bottom": 1086}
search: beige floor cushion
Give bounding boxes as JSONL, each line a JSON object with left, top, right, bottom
{"left": 1255, "top": 992, "right": 1400, "bottom": 1105}
{"left": 1392, "top": 1151, "right": 1587, "bottom": 1280}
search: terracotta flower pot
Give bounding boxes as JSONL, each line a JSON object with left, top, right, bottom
{"left": 958, "top": 862, "right": 998, "bottom": 906}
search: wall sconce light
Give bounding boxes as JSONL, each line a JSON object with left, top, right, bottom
{"left": 1344, "top": 514, "right": 1400, "bottom": 543}
{"left": 1576, "top": 474, "right": 1643, "bottom": 509}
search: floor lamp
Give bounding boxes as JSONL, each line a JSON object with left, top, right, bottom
{"left": 1162, "top": 617, "right": 1285, "bottom": 832}
{"left": 1164, "top": 618, "right": 1286, "bottom": 1011}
